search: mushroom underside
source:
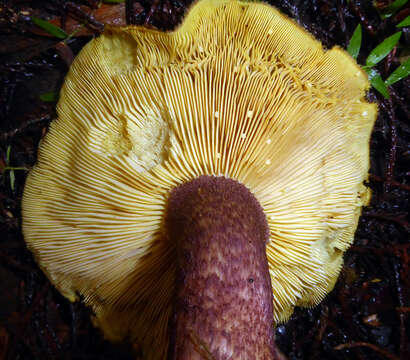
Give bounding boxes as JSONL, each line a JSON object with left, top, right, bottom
{"left": 22, "top": 0, "right": 377, "bottom": 358}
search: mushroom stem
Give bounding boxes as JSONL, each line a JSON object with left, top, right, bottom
{"left": 167, "top": 176, "right": 277, "bottom": 359}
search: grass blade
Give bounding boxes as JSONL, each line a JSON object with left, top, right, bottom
{"left": 367, "top": 68, "right": 390, "bottom": 98}
{"left": 6, "top": 145, "right": 11, "bottom": 164}
{"left": 366, "top": 32, "right": 402, "bottom": 67}
{"left": 9, "top": 170, "right": 15, "bottom": 191}
{"left": 385, "top": 58, "right": 410, "bottom": 86}
{"left": 397, "top": 15, "right": 410, "bottom": 27}
{"left": 31, "top": 16, "right": 68, "bottom": 39}
{"left": 39, "top": 91, "right": 59, "bottom": 102}
{"left": 347, "top": 24, "right": 362, "bottom": 60}
{"left": 380, "top": 0, "right": 408, "bottom": 19}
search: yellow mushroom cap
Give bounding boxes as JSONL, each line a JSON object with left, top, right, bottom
{"left": 22, "top": 0, "right": 377, "bottom": 358}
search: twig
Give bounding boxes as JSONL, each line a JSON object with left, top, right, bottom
{"left": 393, "top": 256, "right": 408, "bottom": 359}
{"left": 369, "top": 174, "right": 410, "bottom": 192}
{"left": 43, "top": 293, "right": 62, "bottom": 355}
{"left": 379, "top": 98, "right": 398, "bottom": 193}
{"left": 0, "top": 252, "right": 34, "bottom": 273}
{"left": 350, "top": 243, "right": 410, "bottom": 256}
{"left": 336, "top": 1, "right": 348, "bottom": 46}
{"left": 126, "top": 0, "right": 135, "bottom": 25}
{"left": 0, "top": 115, "right": 50, "bottom": 142}
{"left": 334, "top": 342, "right": 400, "bottom": 360}
{"left": 349, "top": 2, "right": 376, "bottom": 35}
{"left": 6, "top": 283, "right": 50, "bottom": 359}
{"left": 363, "top": 211, "right": 410, "bottom": 230}
{"left": 65, "top": 2, "right": 104, "bottom": 32}
{"left": 126, "top": 0, "right": 144, "bottom": 25}
{"left": 280, "top": 0, "right": 301, "bottom": 22}
{"left": 70, "top": 303, "right": 78, "bottom": 351}
{"left": 145, "top": 0, "right": 160, "bottom": 25}
{"left": 385, "top": 48, "right": 396, "bottom": 75}
{"left": 396, "top": 307, "right": 410, "bottom": 313}
{"left": 390, "top": 88, "right": 410, "bottom": 119}
{"left": 376, "top": 97, "right": 401, "bottom": 194}
{"left": 310, "top": 305, "right": 329, "bottom": 359}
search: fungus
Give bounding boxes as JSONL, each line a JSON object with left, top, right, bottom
{"left": 22, "top": 0, "right": 377, "bottom": 359}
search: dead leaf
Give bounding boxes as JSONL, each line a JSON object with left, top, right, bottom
{"left": 31, "top": 3, "right": 126, "bottom": 38}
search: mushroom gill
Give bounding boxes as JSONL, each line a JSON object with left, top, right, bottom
{"left": 22, "top": 0, "right": 377, "bottom": 358}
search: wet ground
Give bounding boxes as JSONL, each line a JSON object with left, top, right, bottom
{"left": 0, "top": 1, "right": 409, "bottom": 359}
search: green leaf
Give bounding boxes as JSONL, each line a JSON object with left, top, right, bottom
{"left": 31, "top": 16, "right": 68, "bottom": 39}
{"left": 347, "top": 24, "right": 362, "bottom": 60}
{"left": 366, "top": 32, "right": 402, "bottom": 67}
{"left": 380, "top": 0, "right": 408, "bottom": 19}
{"left": 367, "top": 68, "right": 390, "bottom": 98}
{"left": 385, "top": 57, "right": 410, "bottom": 85}
{"left": 103, "top": 0, "right": 125, "bottom": 3}
{"left": 397, "top": 15, "right": 410, "bottom": 27}
{"left": 9, "top": 170, "right": 15, "bottom": 191}
{"left": 39, "top": 91, "right": 59, "bottom": 102}
{"left": 4, "top": 166, "right": 29, "bottom": 171}
{"left": 6, "top": 145, "right": 11, "bottom": 165}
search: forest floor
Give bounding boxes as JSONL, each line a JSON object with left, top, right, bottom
{"left": 0, "top": 1, "right": 409, "bottom": 359}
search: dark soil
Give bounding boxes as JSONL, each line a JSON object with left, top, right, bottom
{"left": 0, "top": 1, "right": 409, "bottom": 359}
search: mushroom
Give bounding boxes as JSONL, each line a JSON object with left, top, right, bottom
{"left": 22, "top": 0, "right": 377, "bottom": 359}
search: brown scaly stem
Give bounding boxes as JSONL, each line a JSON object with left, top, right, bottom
{"left": 166, "top": 176, "right": 279, "bottom": 360}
